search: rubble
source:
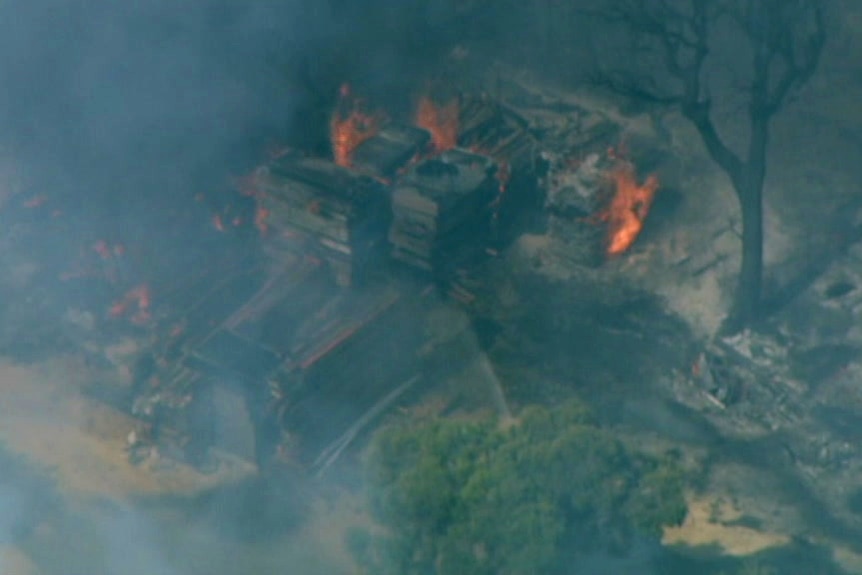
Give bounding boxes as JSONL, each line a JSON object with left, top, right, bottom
{"left": 124, "top": 242, "right": 436, "bottom": 469}
{"left": 543, "top": 151, "right": 610, "bottom": 267}
{"left": 664, "top": 240, "right": 862, "bottom": 531}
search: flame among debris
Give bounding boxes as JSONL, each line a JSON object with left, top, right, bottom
{"left": 330, "top": 83, "right": 382, "bottom": 167}
{"left": 602, "top": 160, "right": 659, "bottom": 256}
{"left": 415, "top": 96, "right": 459, "bottom": 153}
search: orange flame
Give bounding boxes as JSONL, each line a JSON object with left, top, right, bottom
{"left": 603, "top": 160, "right": 659, "bottom": 256}
{"left": 330, "top": 83, "right": 381, "bottom": 167}
{"left": 415, "top": 96, "right": 459, "bottom": 153}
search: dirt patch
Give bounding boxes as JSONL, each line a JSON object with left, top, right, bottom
{"left": 663, "top": 495, "right": 791, "bottom": 556}
{"left": 0, "top": 545, "right": 40, "bottom": 575}
{"left": 0, "top": 357, "right": 252, "bottom": 499}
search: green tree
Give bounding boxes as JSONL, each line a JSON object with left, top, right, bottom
{"left": 356, "top": 400, "right": 687, "bottom": 575}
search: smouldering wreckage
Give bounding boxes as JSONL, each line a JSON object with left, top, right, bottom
{"left": 121, "top": 85, "right": 662, "bottom": 474}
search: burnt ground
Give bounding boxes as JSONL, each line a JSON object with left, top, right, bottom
{"left": 439, "top": 42, "right": 862, "bottom": 568}
{"left": 1, "top": 5, "right": 862, "bottom": 573}
{"left": 1, "top": 103, "right": 860, "bottom": 575}
{"left": 458, "top": 248, "right": 855, "bottom": 573}
{"left": 464, "top": 249, "right": 861, "bottom": 572}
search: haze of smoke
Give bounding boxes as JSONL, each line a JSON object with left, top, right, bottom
{"left": 0, "top": 2, "right": 606, "bottom": 574}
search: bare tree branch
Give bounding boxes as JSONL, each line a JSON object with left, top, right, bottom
{"left": 587, "top": 71, "right": 684, "bottom": 106}
{"left": 683, "top": 99, "right": 745, "bottom": 182}
{"left": 763, "top": 1, "right": 826, "bottom": 115}
{"left": 588, "top": 0, "right": 743, "bottom": 176}
{"left": 586, "top": 0, "right": 827, "bottom": 331}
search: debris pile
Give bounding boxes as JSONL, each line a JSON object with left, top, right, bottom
{"left": 129, "top": 251, "right": 423, "bottom": 468}
{"left": 543, "top": 152, "right": 612, "bottom": 267}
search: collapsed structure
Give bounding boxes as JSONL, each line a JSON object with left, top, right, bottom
{"left": 123, "top": 84, "right": 659, "bottom": 473}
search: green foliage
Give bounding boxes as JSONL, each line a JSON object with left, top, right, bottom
{"left": 356, "top": 400, "right": 687, "bottom": 575}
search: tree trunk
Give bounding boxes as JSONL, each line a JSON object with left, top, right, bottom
{"left": 721, "top": 107, "right": 769, "bottom": 334}
{"left": 723, "top": 172, "right": 764, "bottom": 334}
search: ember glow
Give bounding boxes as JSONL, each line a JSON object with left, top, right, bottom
{"left": 415, "top": 96, "right": 459, "bottom": 153}
{"left": 23, "top": 195, "right": 46, "bottom": 208}
{"left": 495, "top": 160, "right": 511, "bottom": 194}
{"left": 254, "top": 205, "right": 270, "bottom": 234}
{"left": 330, "top": 83, "right": 382, "bottom": 167}
{"left": 603, "top": 160, "right": 659, "bottom": 256}
{"left": 109, "top": 284, "right": 152, "bottom": 325}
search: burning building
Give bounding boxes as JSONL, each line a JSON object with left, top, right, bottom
{"left": 120, "top": 77, "right": 663, "bottom": 474}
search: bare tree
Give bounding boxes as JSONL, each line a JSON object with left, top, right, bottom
{"left": 588, "top": 0, "right": 825, "bottom": 333}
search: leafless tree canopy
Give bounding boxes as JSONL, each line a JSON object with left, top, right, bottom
{"left": 586, "top": 0, "right": 826, "bottom": 331}
{"left": 588, "top": 0, "right": 825, "bottom": 131}
{"left": 592, "top": 2, "right": 824, "bottom": 88}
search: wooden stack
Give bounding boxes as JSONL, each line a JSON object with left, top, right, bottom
{"left": 389, "top": 149, "right": 498, "bottom": 276}
{"left": 254, "top": 155, "right": 390, "bottom": 286}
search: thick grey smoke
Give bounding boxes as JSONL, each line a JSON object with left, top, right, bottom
{"left": 0, "top": 2, "right": 648, "bottom": 574}
{"left": 0, "top": 486, "right": 24, "bottom": 562}
{"left": 0, "top": 3, "right": 490, "bottom": 574}
{"left": 0, "top": 2, "right": 312, "bottom": 194}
